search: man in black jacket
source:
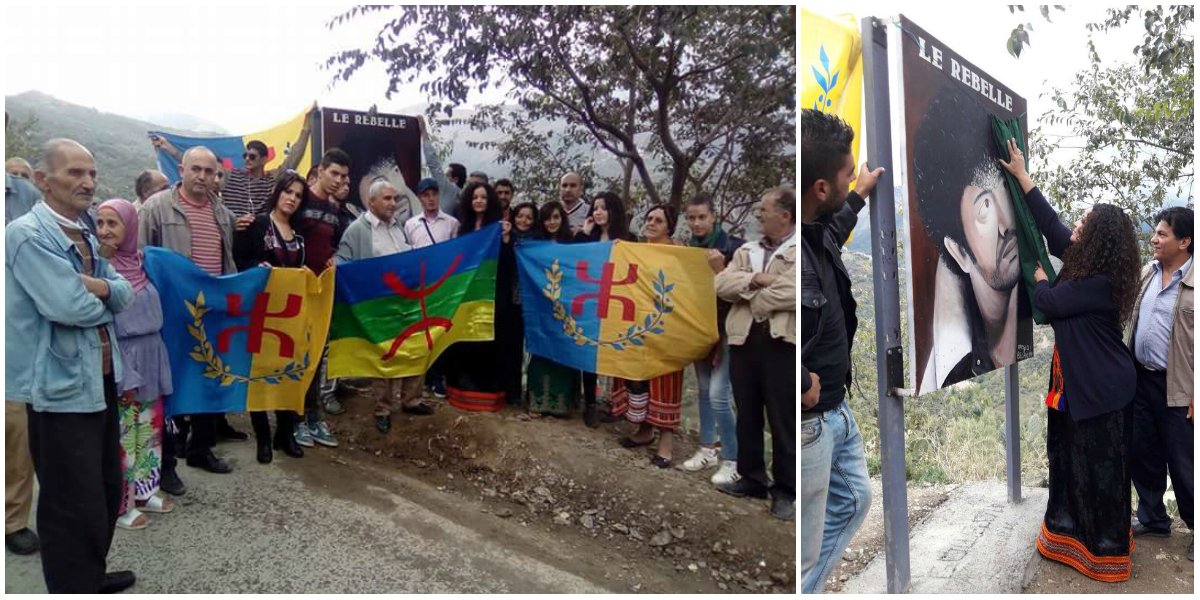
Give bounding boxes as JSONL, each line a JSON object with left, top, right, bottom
{"left": 799, "top": 109, "right": 883, "bottom": 594}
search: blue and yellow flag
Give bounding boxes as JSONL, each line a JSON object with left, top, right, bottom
{"left": 144, "top": 248, "right": 335, "bottom": 416}
{"left": 326, "top": 224, "right": 500, "bottom": 379}
{"left": 517, "top": 240, "right": 718, "bottom": 381}
{"left": 150, "top": 106, "right": 315, "bottom": 184}
{"left": 802, "top": 8, "right": 862, "bottom": 167}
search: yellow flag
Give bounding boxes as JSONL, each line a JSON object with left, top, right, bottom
{"left": 801, "top": 8, "right": 862, "bottom": 168}
{"left": 244, "top": 107, "right": 314, "bottom": 174}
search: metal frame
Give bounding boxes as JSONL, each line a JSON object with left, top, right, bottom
{"left": 861, "top": 15, "right": 910, "bottom": 595}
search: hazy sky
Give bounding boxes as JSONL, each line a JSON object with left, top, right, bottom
{"left": 3, "top": 1, "right": 509, "bottom": 133}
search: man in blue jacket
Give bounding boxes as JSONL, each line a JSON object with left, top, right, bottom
{"left": 5, "top": 139, "right": 136, "bottom": 593}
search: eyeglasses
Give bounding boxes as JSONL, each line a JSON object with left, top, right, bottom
{"left": 243, "top": 153, "right": 260, "bottom": 160}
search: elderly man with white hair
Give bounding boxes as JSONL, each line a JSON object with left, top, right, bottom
{"left": 335, "top": 178, "right": 436, "bottom": 432}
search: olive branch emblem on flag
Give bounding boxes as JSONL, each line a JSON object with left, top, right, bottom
{"left": 185, "top": 291, "right": 311, "bottom": 386}
{"left": 542, "top": 259, "right": 673, "bottom": 351}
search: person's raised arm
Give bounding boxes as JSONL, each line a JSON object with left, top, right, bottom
{"left": 277, "top": 102, "right": 318, "bottom": 175}
{"left": 997, "top": 138, "right": 1072, "bottom": 257}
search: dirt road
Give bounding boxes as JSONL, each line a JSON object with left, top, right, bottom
{"left": 5, "top": 390, "right": 795, "bottom": 593}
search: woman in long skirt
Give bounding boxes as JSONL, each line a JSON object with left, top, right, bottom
{"left": 1000, "top": 141, "right": 1142, "bottom": 581}
{"left": 96, "top": 199, "right": 176, "bottom": 530}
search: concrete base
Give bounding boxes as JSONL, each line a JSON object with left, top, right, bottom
{"left": 841, "top": 480, "right": 1049, "bottom": 594}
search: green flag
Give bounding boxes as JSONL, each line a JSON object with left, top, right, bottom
{"left": 991, "top": 116, "right": 1057, "bottom": 325}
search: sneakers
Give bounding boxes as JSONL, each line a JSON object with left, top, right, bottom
{"left": 431, "top": 379, "right": 447, "bottom": 399}
{"left": 711, "top": 460, "right": 741, "bottom": 486}
{"left": 310, "top": 421, "right": 339, "bottom": 447}
{"left": 160, "top": 469, "right": 187, "bottom": 496}
{"left": 716, "top": 478, "right": 769, "bottom": 499}
{"left": 322, "top": 396, "right": 346, "bottom": 415}
{"left": 770, "top": 495, "right": 796, "bottom": 521}
{"left": 680, "top": 447, "right": 720, "bottom": 472}
{"left": 294, "top": 422, "right": 315, "bottom": 448}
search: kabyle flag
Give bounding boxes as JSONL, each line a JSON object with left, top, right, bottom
{"left": 149, "top": 106, "right": 315, "bottom": 184}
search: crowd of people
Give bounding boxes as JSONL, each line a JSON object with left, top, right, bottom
{"left": 3, "top": 111, "right": 797, "bottom": 593}
{"left": 800, "top": 109, "right": 1193, "bottom": 592}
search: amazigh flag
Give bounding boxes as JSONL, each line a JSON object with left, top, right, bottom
{"left": 517, "top": 240, "right": 718, "bottom": 381}
{"left": 143, "top": 247, "right": 335, "bottom": 417}
{"left": 150, "top": 106, "right": 315, "bottom": 184}
{"left": 326, "top": 223, "right": 500, "bottom": 378}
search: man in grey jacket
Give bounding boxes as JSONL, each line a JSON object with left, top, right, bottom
{"left": 139, "top": 146, "right": 239, "bottom": 475}
{"left": 335, "top": 180, "right": 436, "bottom": 431}
{"left": 1128, "top": 206, "right": 1194, "bottom": 561}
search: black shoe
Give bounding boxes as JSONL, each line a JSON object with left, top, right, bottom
{"left": 256, "top": 440, "right": 273, "bottom": 464}
{"left": 160, "top": 469, "right": 187, "bottom": 496}
{"left": 323, "top": 396, "right": 346, "bottom": 415}
{"left": 99, "top": 570, "right": 136, "bottom": 593}
{"left": 186, "top": 451, "right": 233, "bottom": 474}
{"left": 583, "top": 407, "right": 600, "bottom": 428}
{"left": 716, "top": 478, "right": 769, "bottom": 499}
{"left": 1132, "top": 521, "right": 1171, "bottom": 537}
{"left": 5, "top": 528, "right": 39, "bottom": 555}
{"left": 402, "top": 402, "right": 436, "bottom": 416}
{"left": 217, "top": 421, "right": 249, "bottom": 441}
{"left": 375, "top": 414, "right": 391, "bottom": 434}
{"left": 770, "top": 496, "right": 796, "bottom": 521}
{"left": 273, "top": 436, "right": 304, "bottom": 458}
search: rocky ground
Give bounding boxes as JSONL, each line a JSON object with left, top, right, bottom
{"left": 321, "top": 382, "right": 796, "bottom": 593}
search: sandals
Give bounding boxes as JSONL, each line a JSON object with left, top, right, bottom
{"left": 116, "top": 509, "right": 149, "bottom": 530}
{"left": 136, "top": 494, "right": 175, "bottom": 514}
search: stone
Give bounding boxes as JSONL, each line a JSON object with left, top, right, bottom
{"left": 612, "top": 523, "right": 630, "bottom": 534}
{"left": 717, "top": 583, "right": 728, "bottom": 591}
{"left": 482, "top": 488, "right": 498, "bottom": 498}
{"left": 770, "top": 571, "right": 789, "bottom": 585}
{"left": 554, "top": 512, "right": 572, "bottom": 526}
{"left": 581, "top": 515, "right": 595, "bottom": 530}
{"left": 687, "top": 563, "right": 699, "bottom": 573}
{"left": 649, "top": 530, "right": 673, "bottom": 547}
{"left": 495, "top": 508, "right": 514, "bottom": 519}
{"left": 629, "top": 528, "right": 644, "bottom": 541}
{"left": 671, "top": 527, "right": 686, "bottom": 539}
{"left": 583, "top": 508, "right": 598, "bottom": 515}
{"left": 534, "top": 486, "right": 552, "bottom": 498}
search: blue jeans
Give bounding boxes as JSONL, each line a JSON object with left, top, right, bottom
{"left": 693, "top": 339, "right": 737, "bottom": 460}
{"left": 800, "top": 401, "right": 871, "bottom": 594}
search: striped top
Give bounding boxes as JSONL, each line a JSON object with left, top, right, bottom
{"left": 57, "top": 224, "right": 114, "bottom": 375}
{"left": 222, "top": 168, "right": 276, "bottom": 217}
{"left": 179, "top": 190, "right": 225, "bottom": 276}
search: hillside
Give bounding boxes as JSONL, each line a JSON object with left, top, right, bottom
{"left": 6, "top": 90, "right": 163, "bottom": 201}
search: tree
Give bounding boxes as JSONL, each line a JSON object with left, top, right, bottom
{"left": 1025, "top": 6, "right": 1193, "bottom": 250}
{"left": 324, "top": 5, "right": 795, "bottom": 214}
{"left": 4, "top": 113, "right": 40, "bottom": 164}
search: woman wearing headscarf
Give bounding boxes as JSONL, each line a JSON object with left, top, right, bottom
{"left": 1000, "top": 140, "right": 1142, "bottom": 582}
{"left": 96, "top": 199, "right": 175, "bottom": 530}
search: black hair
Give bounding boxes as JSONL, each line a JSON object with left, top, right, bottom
{"left": 644, "top": 204, "right": 679, "bottom": 239}
{"left": 586, "top": 191, "right": 632, "bottom": 241}
{"left": 509, "top": 201, "right": 538, "bottom": 233}
{"left": 800, "top": 109, "right": 854, "bottom": 194}
{"left": 455, "top": 181, "right": 504, "bottom": 234}
{"left": 495, "top": 178, "right": 514, "bottom": 191}
{"left": 914, "top": 90, "right": 999, "bottom": 268}
{"left": 320, "top": 148, "right": 352, "bottom": 170}
{"left": 447, "top": 162, "right": 467, "bottom": 187}
{"left": 536, "top": 201, "right": 573, "bottom": 243}
{"left": 245, "top": 140, "right": 268, "bottom": 158}
{"left": 1154, "top": 206, "right": 1194, "bottom": 256}
{"left": 266, "top": 171, "right": 308, "bottom": 226}
{"left": 686, "top": 192, "right": 716, "bottom": 213}
{"left": 469, "top": 171, "right": 489, "bottom": 183}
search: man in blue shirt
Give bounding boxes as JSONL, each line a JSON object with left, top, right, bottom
{"left": 6, "top": 139, "right": 136, "bottom": 592}
{"left": 1128, "top": 206, "right": 1194, "bottom": 562}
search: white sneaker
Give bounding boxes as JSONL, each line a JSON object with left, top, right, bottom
{"left": 711, "top": 460, "right": 741, "bottom": 486}
{"left": 680, "top": 447, "right": 720, "bottom": 472}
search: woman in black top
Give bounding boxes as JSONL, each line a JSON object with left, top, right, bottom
{"left": 1000, "top": 139, "right": 1141, "bottom": 582}
{"left": 445, "top": 182, "right": 510, "bottom": 408}
{"left": 232, "top": 172, "right": 308, "bottom": 464}
{"left": 572, "top": 192, "right": 635, "bottom": 427}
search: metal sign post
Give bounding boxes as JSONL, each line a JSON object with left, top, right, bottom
{"left": 861, "top": 16, "right": 910, "bottom": 595}
{"left": 1004, "top": 363, "right": 1022, "bottom": 503}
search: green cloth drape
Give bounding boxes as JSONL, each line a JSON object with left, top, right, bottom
{"left": 990, "top": 115, "right": 1057, "bottom": 325}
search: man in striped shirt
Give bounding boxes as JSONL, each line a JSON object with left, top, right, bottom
{"left": 139, "top": 146, "right": 238, "bottom": 476}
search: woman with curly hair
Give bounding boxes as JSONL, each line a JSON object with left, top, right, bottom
{"left": 1001, "top": 139, "right": 1141, "bottom": 582}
